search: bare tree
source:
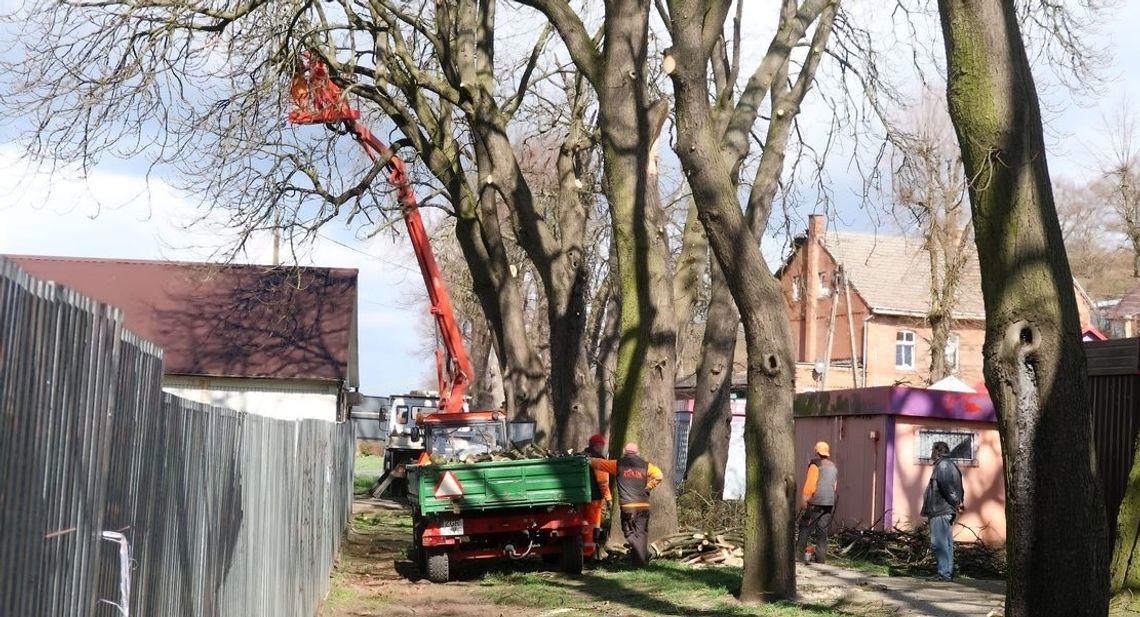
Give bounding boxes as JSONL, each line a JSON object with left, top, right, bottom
{"left": 1100, "top": 103, "right": 1140, "bottom": 278}
{"left": 936, "top": 0, "right": 1107, "bottom": 613}
{"left": 1054, "top": 176, "right": 1132, "bottom": 300}
{"left": 664, "top": 0, "right": 838, "bottom": 601}
{"left": 890, "top": 95, "right": 973, "bottom": 383}
{"left": 0, "top": 0, "right": 641, "bottom": 448}
{"left": 514, "top": 0, "right": 680, "bottom": 539}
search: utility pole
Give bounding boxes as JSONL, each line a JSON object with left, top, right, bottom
{"left": 272, "top": 206, "right": 282, "bottom": 266}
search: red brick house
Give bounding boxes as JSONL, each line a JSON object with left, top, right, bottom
{"left": 776, "top": 215, "right": 1099, "bottom": 391}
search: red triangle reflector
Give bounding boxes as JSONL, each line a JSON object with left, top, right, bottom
{"left": 434, "top": 471, "right": 465, "bottom": 498}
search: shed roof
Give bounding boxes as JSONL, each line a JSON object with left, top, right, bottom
{"left": 1106, "top": 282, "right": 1140, "bottom": 319}
{"left": 794, "top": 385, "right": 996, "bottom": 422}
{"left": 7, "top": 255, "right": 358, "bottom": 385}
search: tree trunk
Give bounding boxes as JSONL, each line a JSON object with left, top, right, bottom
{"left": 1111, "top": 440, "right": 1140, "bottom": 614}
{"left": 548, "top": 116, "right": 598, "bottom": 451}
{"left": 472, "top": 145, "right": 553, "bottom": 437}
{"left": 672, "top": 198, "right": 709, "bottom": 340}
{"left": 467, "top": 315, "right": 500, "bottom": 409}
{"left": 591, "top": 277, "right": 620, "bottom": 432}
{"left": 928, "top": 312, "right": 951, "bottom": 383}
{"left": 473, "top": 109, "right": 597, "bottom": 450}
{"left": 684, "top": 258, "right": 736, "bottom": 499}
{"left": 937, "top": 0, "right": 1108, "bottom": 614}
{"left": 598, "top": 0, "right": 677, "bottom": 540}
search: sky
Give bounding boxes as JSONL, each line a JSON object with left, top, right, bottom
{"left": 1, "top": 1, "right": 1138, "bottom": 395}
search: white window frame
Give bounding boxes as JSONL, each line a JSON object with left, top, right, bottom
{"left": 818, "top": 271, "right": 831, "bottom": 297}
{"left": 791, "top": 275, "right": 804, "bottom": 302}
{"left": 895, "top": 330, "right": 916, "bottom": 369}
{"left": 944, "top": 333, "right": 961, "bottom": 373}
{"left": 917, "top": 428, "right": 978, "bottom": 466}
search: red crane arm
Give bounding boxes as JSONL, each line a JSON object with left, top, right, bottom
{"left": 287, "top": 52, "right": 472, "bottom": 413}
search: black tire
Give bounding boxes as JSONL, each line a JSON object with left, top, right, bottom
{"left": 560, "top": 534, "right": 583, "bottom": 575}
{"left": 425, "top": 548, "right": 450, "bottom": 583}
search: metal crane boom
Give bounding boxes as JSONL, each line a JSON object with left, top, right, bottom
{"left": 287, "top": 51, "right": 472, "bottom": 413}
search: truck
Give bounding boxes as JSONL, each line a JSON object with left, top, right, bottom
{"left": 375, "top": 392, "right": 439, "bottom": 497}
{"left": 349, "top": 392, "right": 440, "bottom": 497}
{"left": 406, "top": 410, "right": 595, "bottom": 582}
{"left": 285, "top": 50, "right": 595, "bottom": 582}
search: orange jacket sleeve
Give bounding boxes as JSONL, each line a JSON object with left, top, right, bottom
{"left": 802, "top": 462, "right": 819, "bottom": 502}
{"left": 590, "top": 458, "right": 617, "bottom": 475}
{"left": 593, "top": 467, "right": 612, "bottom": 501}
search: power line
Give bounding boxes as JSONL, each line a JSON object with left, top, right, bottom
{"left": 315, "top": 231, "right": 420, "bottom": 275}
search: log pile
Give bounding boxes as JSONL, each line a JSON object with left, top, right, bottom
{"left": 649, "top": 530, "right": 745, "bottom": 567}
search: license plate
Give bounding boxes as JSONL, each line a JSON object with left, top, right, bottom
{"left": 438, "top": 518, "right": 464, "bottom": 536}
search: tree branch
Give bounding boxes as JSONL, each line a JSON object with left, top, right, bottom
{"left": 723, "top": 0, "right": 831, "bottom": 162}
{"left": 512, "top": 0, "right": 601, "bottom": 85}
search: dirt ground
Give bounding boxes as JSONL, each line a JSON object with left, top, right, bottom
{"left": 318, "top": 500, "right": 542, "bottom": 617}
{"left": 318, "top": 500, "right": 1004, "bottom": 617}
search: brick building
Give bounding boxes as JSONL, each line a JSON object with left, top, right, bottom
{"left": 775, "top": 214, "right": 1099, "bottom": 391}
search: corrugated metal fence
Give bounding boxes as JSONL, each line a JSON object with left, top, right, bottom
{"left": 0, "top": 257, "right": 353, "bottom": 617}
{"left": 1087, "top": 338, "right": 1140, "bottom": 546}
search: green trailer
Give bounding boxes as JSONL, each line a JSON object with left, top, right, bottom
{"left": 407, "top": 455, "right": 597, "bottom": 582}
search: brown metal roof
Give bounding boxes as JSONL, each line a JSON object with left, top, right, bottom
{"left": 1106, "top": 282, "right": 1140, "bottom": 319}
{"left": 7, "top": 255, "right": 358, "bottom": 384}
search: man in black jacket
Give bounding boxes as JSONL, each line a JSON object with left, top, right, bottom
{"left": 921, "top": 441, "right": 964, "bottom": 581}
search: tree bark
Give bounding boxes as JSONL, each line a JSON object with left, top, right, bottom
{"left": 590, "top": 275, "right": 620, "bottom": 433}
{"left": 1111, "top": 443, "right": 1140, "bottom": 614}
{"left": 517, "top": 0, "right": 679, "bottom": 537}
{"left": 467, "top": 149, "right": 552, "bottom": 429}
{"left": 672, "top": 198, "right": 709, "bottom": 340}
{"left": 442, "top": 0, "right": 599, "bottom": 449}
{"left": 684, "top": 258, "right": 736, "bottom": 499}
{"left": 666, "top": 0, "right": 837, "bottom": 600}
{"left": 937, "top": 0, "right": 1108, "bottom": 614}
{"left": 596, "top": 0, "right": 677, "bottom": 540}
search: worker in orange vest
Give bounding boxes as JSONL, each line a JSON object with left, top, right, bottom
{"left": 580, "top": 433, "right": 612, "bottom": 550}
{"left": 798, "top": 440, "right": 838, "bottom": 564}
{"left": 589, "top": 442, "right": 663, "bottom": 566}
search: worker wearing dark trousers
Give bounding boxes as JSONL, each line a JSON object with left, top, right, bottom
{"left": 797, "top": 441, "right": 838, "bottom": 564}
{"left": 590, "top": 442, "right": 663, "bottom": 567}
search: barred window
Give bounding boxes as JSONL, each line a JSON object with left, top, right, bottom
{"left": 917, "top": 428, "right": 977, "bottom": 466}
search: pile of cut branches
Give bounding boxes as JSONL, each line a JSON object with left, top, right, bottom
{"left": 832, "top": 526, "right": 1005, "bottom": 579}
{"left": 649, "top": 530, "right": 745, "bottom": 567}
{"left": 424, "top": 443, "right": 569, "bottom": 465}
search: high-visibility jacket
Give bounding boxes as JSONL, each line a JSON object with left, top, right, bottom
{"left": 802, "top": 457, "right": 838, "bottom": 506}
{"left": 590, "top": 456, "right": 662, "bottom": 510}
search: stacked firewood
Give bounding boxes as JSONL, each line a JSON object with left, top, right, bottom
{"left": 649, "top": 530, "right": 745, "bottom": 567}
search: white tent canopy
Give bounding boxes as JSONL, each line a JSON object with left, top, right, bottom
{"left": 927, "top": 375, "right": 976, "bottom": 393}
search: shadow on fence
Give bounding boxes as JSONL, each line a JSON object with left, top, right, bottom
{"left": 0, "top": 257, "right": 354, "bottom": 617}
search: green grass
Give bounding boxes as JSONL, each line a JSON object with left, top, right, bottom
{"left": 353, "top": 476, "right": 375, "bottom": 496}
{"left": 351, "top": 511, "right": 413, "bottom": 534}
{"left": 478, "top": 560, "right": 889, "bottom": 616}
{"left": 355, "top": 454, "right": 384, "bottom": 476}
{"left": 333, "top": 509, "right": 892, "bottom": 617}
{"left": 827, "top": 555, "right": 892, "bottom": 577}
{"left": 353, "top": 455, "right": 385, "bottom": 495}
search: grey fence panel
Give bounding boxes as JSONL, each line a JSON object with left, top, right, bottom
{"left": 0, "top": 257, "right": 353, "bottom": 617}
